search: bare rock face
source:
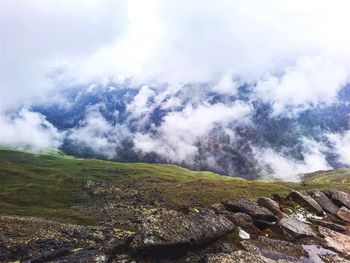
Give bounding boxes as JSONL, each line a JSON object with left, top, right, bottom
{"left": 222, "top": 199, "right": 277, "bottom": 222}
{"left": 318, "top": 226, "right": 350, "bottom": 256}
{"left": 286, "top": 190, "right": 323, "bottom": 215}
{"left": 257, "top": 197, "right": 282, "bottom": 216}
{"left": 336, "top": 206, "right": 350, "bottom": 223}
{"left": 241, "top": 236, "right": 307, "bottom": 262}
{"left": 325, "top": 190, "right": 350, "bottom": 210}
{"left": 279, "top": 217, "right": 317, "bottom": 238}
{"left": 130, "top": 208, "right": 235, "bottom": 253}
{"left": 204, "top": 250, "right": 291, "bottom": 263}
{"left": 307, "top": 189, "right": 339, "bottom": 215}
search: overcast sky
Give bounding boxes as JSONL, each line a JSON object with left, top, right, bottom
{"left": 1, "top": 0, "right": 350, "bottom": 111}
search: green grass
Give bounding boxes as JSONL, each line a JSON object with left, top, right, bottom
{"left": 0, "top": 149, "right": 349, "bottom": 225}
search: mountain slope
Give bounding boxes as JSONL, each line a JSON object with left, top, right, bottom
{"left": 1, "top": 149, "right": 349, "bottom": 229}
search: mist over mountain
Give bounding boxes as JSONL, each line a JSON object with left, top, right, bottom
{"left": 2, "top": 0, "right": 350, "bottom": 181}
{"left": 6, "top": 81, "right": 343, "bottom": 181}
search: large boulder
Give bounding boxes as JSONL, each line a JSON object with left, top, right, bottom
{"left": 318, "top": 226, "right": 350, "bottom": 255}
{"left": 130, "top": 208, "right": 235, "bottom": 253}
{"left": 307, "top": 189, "right": 339, "bottom": 215}
{"left": 336, "top": 206, "right": 350, "bottom": 223}
{"left": 325, "top": 190, "right": 350, "bottom": 210}
{"left": 286, "top": 190, "right": 323, "bottom": 215}
{"left": 222, "top": 199, "right": 277, "bottom": 222}
{"left": 279, "top": 217, "right": 317, "bottom": 238}
{"left": 257, "top": 197, "right": 282, "bottom": 216}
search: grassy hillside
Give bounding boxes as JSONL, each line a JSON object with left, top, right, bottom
{"left": 0, "top": 149, "right": 349, "bottom": 227}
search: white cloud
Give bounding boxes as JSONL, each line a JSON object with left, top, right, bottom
{"left": 134, "top": 102, "right": 251, "bottom": 162}
{"left": 255, "top": 138, "right": 331, "bottom": 181}
{"left": 68, "top": 109, "right": 126, "bottom": 158}
{"left": 126, "top": 85, "right": 155, "bottom": 118}
{"left": 255, "top": 56, "right": 349, "bottom": 115}
{"left": 328, "top": 131, "right": 350, "bottom": 166}
{"left": 0, "top": 109, "right": 63, "bottom": 150}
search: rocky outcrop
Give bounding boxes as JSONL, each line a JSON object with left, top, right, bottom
{"left": 257, "top": 197, "right": 282, "bottom": 216}
{"left": 325, "top": 190, "right": 350, "bottom": 210}
{"left": 279, "top": 217, "right": 317, "bottom": 238}
{"left": 336, "top": 206, "right": 350, "bottom": 222}
{"left": 130, "top": 208, "right": 235, "bottom": 253}
{"left": 222, "top": 199, "right": 277, "bottom": 222}
{"left": 286, "top": 190, "right": 323, "bottom": 215}
{"left": 307, "top": 189, "right": 339, "bottom": 215}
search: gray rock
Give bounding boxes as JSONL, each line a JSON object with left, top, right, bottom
{"left": 204, "top": 250, "right": 291, "bottom": 263}
{"left": 336, "top": 206, "right": 350, "bottom": 223}
{"left": 130, "top": 208, "right": 235, "bottom": 253}
{"left": 307, "top": 189, "right": 339, "bottom": 215}
{"left": 286, "top": 190, "right": 323, "bottom": 215}
{"left": 241, "top": 236, "right": 307, "bottom": 262}
{"left": 210, "top": 203, "right": 228, "bottom": 214}
{"left": 225, "top": 212, "right": 261, "bottom": 234}
{"left": 324, "top": 190, "right": 350, "bottom": 210}
{"left": 319, "top": 254, "right": 350, "bottom": 263}
{"left": 279, "top": 217, "right": 317, "bottom": 238}
{"left": 308, "top": 218, "right": 347, "bottom": 232}
{"left": 318, "top": 226, "right": 350, "bottom": 255}
{"left": 222, "top": 199, "right": 277, "bottom": 222}
{"left": 258, "top": 197, "right": 282, "bottom": 216}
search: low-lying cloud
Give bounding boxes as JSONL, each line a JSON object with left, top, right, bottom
{"left": 2, "top": 0, "right": 350, "bottom": 181}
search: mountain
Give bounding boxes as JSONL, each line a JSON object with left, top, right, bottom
{"left": 28, "top": 82, "right": 350, "bottom": 179}
{"left": 1, "top": 149, "right": 350, "bottom": 262}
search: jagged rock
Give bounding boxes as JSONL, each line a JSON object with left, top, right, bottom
{"left": 226, "top": 212, "right": 261, "bottom": 234}
{"left": 222, "top": 199, "right": 277, "bottom": 222}
{"left": 324, "top": 190, "right": 350, "bottom": 210}
{"left": 241, "top": 236, "right": 307, "bottom": 262}
{"left": 204, "top": 250, "right": 293, "bottom": 263}
{"left": 286, "top": 190, "right": 323, "bottom": 215}
{"left": 130, "top": 208, "right": 235, "bottom": 253}
{"left": 308, "top": 218, "right": 347, "bottom": 232}
{"left": 336, "top": 206, "right": 350, "bottom": 223}
{"left": 307, "top": 189, "right": 339, "bottom": 215}
{"left": 318, "top": 226, "right": 350, "bottom": 255}
{"left": 258, "top": 197, "right": 282, "bottom": 216}
{"left": 279, "top": 217, "right": 317, "bottom": 238}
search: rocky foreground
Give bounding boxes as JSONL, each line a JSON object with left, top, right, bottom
{"left": 1, "top": 189, "right": 350, "bottom": 262}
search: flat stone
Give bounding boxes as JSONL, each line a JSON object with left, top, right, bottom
{"left": 318, "top": 226, "right": 350, "bottom": 255}
{"left": 222, "top": 199, "right": 277, "bottom": 222}
{"left": 325, "top": 190, "right": 350, "bottom": 210}
{"left": 286, "top": 190, "right": 323, "bottom": 215}
{"left": 258, "top": 197, "right": 282, "bottom": 216}
{"left": 279, "top": 217, "right": 317, "bottom": 238}
{"left": 307, "top": 189, "right": 339, "bottom": 215}
{"left": 130, "top": 208, "right": 235, "bottom": 253}
{"left": 336, "top": 206, "right": 350, "bottom": 223}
